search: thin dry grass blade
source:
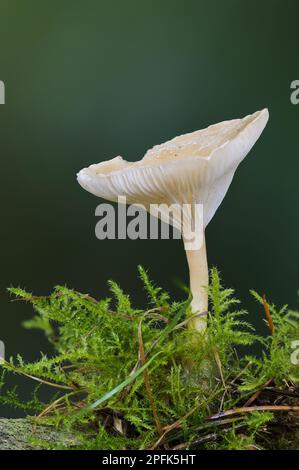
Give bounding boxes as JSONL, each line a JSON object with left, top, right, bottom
{"left": 262, "top": 294, "right": 274, "bottom": 334}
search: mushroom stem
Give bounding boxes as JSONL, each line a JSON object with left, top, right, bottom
{"left": 184, "top": 235, "right": 209, "bottom": 332}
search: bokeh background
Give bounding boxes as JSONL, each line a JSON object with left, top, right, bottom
{"left": 0, "top": 0, "right": 298, "bottom": 416}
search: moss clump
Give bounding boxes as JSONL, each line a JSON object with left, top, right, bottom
{"left": 1, "top": 267, "right": 298, "bottom": 450}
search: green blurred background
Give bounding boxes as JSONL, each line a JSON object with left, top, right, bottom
{"left": 0, "top": 0, "right": 298, "bottom": 416}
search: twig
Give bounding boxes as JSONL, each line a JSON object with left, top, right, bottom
{"left": 151, "top": 398, "right": 216, "bottom": 450}
{"left": 244, "top": 378, "right": 273, "bottom": 407}
{"left": 209, "top": 405, "right": 299, "bottom": 420}
{"left": 264, "top": 387, "right": 299, "bottom": 399}
{"left": 172, "top": 423, "right": 247, "bottom": 450}
{"left": 172, "top": 433, "right": 217, "bottom": 449}
{"left": 162, "top": 404, "right": 200, "bottom": 433}
{"left": 151, "top": 416, "right": 244, "bottom": 450}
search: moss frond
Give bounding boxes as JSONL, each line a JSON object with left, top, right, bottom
{"left": 1, "top": 268, "right": 298, "bottom": 450}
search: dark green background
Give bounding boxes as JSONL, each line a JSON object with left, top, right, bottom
{"left": 0, "top": 0, "right": 298, "bottom": 416}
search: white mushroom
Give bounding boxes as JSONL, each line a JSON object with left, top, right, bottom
{"left": 77, "top": 109, "right": 269, "bottom": 332}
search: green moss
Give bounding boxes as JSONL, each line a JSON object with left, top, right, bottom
{"left": 1, "top": 267, "right": 298, "bottom": 450}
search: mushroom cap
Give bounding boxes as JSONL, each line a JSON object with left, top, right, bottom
{"left": 77, "top": 109, "right": 269, "bottom": 227}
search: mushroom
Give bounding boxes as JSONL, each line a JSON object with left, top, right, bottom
{"left": 77, "top": 109, "right": 269, "bottom": 332}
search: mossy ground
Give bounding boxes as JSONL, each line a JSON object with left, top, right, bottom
{"left": 0, "top": 418, "right": 76, "bottom": 450}
{"left": 1, "top": 267, "right": 298, "bottom": 450}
